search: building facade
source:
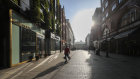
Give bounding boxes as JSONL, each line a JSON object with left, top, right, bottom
{"left": 61, "top": 6, "right": 66, "bottom": 49}
{"left": 66, "top": 19, "right": 75, "bottom": 49}
{"left": 100, "top": 0, "right": 140, "bottom": 55}
{"left": 90, "top": 8, "right": 102, "bottom": 50}
{"left": 75, "top": 41, "right": 86, "bottom": 50}
{"left": 0, "top": 0, "right": 63, "bottom": 68}
{"left": 85, "top": 33, "right": 90, "bottom": 49}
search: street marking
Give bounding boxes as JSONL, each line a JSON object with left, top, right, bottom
{"left": 10, "top": 71, "right": 23, "bottom": 79}
{"left": 10, "top": 63, "right": 33, "bottom": 79}
{"left": 27, "top": 55, "right": 54, "bottom": 72}
{"left": 6, "top": 63, "right": 29, "bottom": 74}
{"left": 26, "top": 63, "right": 33, "bottom": 68}
{"left": 2, "top": 63, "right": 30, "bottom": 79}
{"left": 48, "top": 53, "right": 60, "bottom": 63}
{"left": 48, "top": 56, "right": 54, "bottom": 63}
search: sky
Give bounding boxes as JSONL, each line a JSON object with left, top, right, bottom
{"left": 60, "top": 0, "right": 101, "bottom": 42}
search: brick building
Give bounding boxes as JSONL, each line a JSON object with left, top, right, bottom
{"left": 100, "top": 0, "right": 140, "bottom": 55}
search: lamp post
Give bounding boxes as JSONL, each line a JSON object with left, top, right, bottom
{"left": 106, "top": 31, "right": 109, "bottom": 57}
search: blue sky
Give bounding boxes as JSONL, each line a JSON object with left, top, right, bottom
{"left": 60, "top": 0, "right": 101, "bottom": 42}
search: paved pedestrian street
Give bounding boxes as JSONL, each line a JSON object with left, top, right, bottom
{"left": 0, "top": 50, "right": 140, "bottom": 79}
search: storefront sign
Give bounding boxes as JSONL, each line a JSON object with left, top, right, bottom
{"left": 12, "top": 20, "right": 31, "bottom": 29}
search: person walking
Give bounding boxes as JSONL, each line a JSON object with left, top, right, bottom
{"left": 64, "top": 45, "right": 71, "bottom": 63}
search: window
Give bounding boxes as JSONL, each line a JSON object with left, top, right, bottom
{"left": 20, "top": 0, "right": 30, "bottom": 11}
{"left": 121, "top": 13, "right": 129, "bottom": 26}
{"left": 119, "top": 0, "right": 122, "bottom": 3}
{"left": 102, "top": 7, "right": 104, "bottom": 12}
{"left": 101, "top": 0, "right": 105, "bottom": 3}
{"left": 131, "top": 11, "right": 135, "bottom": 22}
{"left": 102, "top": 17, "right": 105, "bottom": 21}
{"left": 112, "top": 3, "right": 116, "bottom": 11}
{"left": 130, "top": 9, "right": 136, "bottom": 22}
{"left": 106, "top": 12, "right": 108, "bottom": 18}
{"left": 105, "top": 1, "right": 108, "bottom": 8}
{"left": 121, "top": 9, "right": 137, "bottom": 27}
{"left": 136, "top": 9, "right": 140, "bottom": 20}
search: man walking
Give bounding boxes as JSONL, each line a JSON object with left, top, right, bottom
{"left": 64, "top": 45, "right": 71, "bottom": 63}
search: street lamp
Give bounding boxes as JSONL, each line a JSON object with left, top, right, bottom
{"left": 106, "top": 31, "right": 109, "bottom": 57}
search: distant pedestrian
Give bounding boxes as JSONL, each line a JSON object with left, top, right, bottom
{"left": 64, "top": 45, "right": 71, "bottom": 63}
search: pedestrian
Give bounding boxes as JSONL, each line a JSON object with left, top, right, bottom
{"left": 64, "top": 45, "right": 71, "bottom": 63}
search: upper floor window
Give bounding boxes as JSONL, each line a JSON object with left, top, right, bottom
{"left": 130, "top": 9, "right": 136, "bottom": 22}
{"left": 20, "top": 0, "right": 30, "bottom": 11}
{"left": 102, "top": 7, "right": 104, "bottom": 12}
{"left": 102, "top": 17, "right": 105, "bottom": 21}
{"left": 101, "top": 0, "right": 105, "bottom": 3}
{"left": 121, "top": 9, "right": 137, "bottom": 27}
{"left": 112, "top": 3, "right": 116, "bottom": 11}
{"left": 106, "top": 12, "right": 108, "bottom": 18}
{"left": 119, "top": 0, "right": 122, "bottom": 3}
{"left": 105, "top": 1, "right": 108, "bottom": 8}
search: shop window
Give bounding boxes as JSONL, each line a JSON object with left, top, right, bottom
{"left": 21, "top": 28, "right": 36, "bottom": 62}
{"left": 112, "top": 3, "right": 116, "bottom": 11}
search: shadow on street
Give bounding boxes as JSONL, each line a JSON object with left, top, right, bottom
{"left": 85, "top": 50, "right": 140, "bottom": 79}
{"left": 33, "top": 62, "right": 65, "bottom": 79}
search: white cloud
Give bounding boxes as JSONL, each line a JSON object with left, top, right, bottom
{"left": 70, "top": 9, "right": 94, "bottom": 42}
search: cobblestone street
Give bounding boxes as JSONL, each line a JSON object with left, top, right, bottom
{"left": 1, "top": 50, "right": 140, "bottom": 79}
{"left": 52, "top": 50, "right": 140, "bottom": 79}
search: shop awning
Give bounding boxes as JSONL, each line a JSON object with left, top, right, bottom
{"left": 114, "top": 28, "right": 137, "bottom": 39}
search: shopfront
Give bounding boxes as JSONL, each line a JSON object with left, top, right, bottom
{"left": 10, "top": 9, "right": 45, "bottom": 66}
{"left": 36, "top": 33, "right": 45, "bottom": 58}
{"left": 20, "top": 27, "right": 36, "bottom": 62}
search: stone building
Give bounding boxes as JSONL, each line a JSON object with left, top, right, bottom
{"left": 66, "top": 19, "right": 75, "bottom": 49}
